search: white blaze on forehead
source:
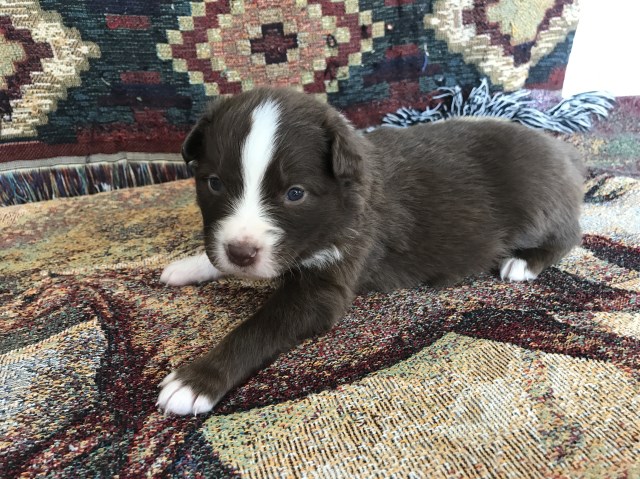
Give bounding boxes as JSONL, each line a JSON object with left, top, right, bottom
{"left": 215, "top": 98, "right": 283, "bottom": 278}
{"left": 238, "top": 99, "right": 281, "bottom": 218}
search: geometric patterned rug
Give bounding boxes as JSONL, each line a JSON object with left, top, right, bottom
{"left": 1, "top": 0, "right": 580, "bottom": 204}
{"left": 1, "top": 101, "right": 639, "bottom": 477}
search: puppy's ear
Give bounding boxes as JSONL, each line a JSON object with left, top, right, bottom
{"left": 182, "top": 97, "right": 228, "bottom": 168}
{"left": 181, "top": 120, "right": 206, "bottom": 168}
{"left": 325, "top": 111, "right": 366, "bottom": 182}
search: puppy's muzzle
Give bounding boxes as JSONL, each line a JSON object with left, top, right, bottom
{"left": 225, "top": 242, "right": 259, "bottom": 267}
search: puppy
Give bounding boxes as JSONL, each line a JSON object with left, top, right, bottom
{"left": 157, "top": 88, "right": 584, "bottom": 415}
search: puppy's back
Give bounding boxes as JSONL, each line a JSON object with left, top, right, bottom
{"left": 368, "top": 119, "right": 584, "bottom": 222}
{"left": 360, "top": 119, "right": 584, "bottom": 288}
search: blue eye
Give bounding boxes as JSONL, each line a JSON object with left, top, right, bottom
{"left": 207, "top": 176, "right": 223, "bottom": 192}
{"left": 286, "top": 187, "right": 305, "bottom": 202}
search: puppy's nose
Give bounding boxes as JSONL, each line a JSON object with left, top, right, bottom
{"left": 226, "top": 242, "right": 259, "bottom": 267}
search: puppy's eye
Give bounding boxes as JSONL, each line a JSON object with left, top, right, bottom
{"left": 286, "top": 187, "right": 305, "bottom": 202}
{"left": 207, "top": 176, "right": 223, "bottom": 193}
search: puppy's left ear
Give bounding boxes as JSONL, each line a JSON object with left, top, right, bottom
{"left": 325, "top": 111, "right": 367, "bottom": 182}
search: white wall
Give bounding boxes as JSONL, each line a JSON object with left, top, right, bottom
{"left": 563, "top": 0, "right": 640, "bottom": 97}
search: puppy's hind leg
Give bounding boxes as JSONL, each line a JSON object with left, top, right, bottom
{"left": 501, "top": 221, "right": 582, "bottom": 282}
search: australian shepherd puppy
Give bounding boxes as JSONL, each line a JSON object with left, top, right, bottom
{"left": 157, "top": 88, "right": 584, "bottom": 415}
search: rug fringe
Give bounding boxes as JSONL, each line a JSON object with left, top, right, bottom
{"left": 381, "top": 78, "right": 616, "bottom": 133}
{"left": 1, "top": 161, "right": 191, "bottom": 206}
{"left": 1, "top": 81, "right": 618, "bottom": 206}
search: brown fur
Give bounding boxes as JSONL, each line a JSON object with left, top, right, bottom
{"left": 161, "top": 88, "right": 584, "bottom": 413}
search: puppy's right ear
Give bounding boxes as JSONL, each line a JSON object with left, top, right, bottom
{"left": 181, "top": 120, "right": 206, "bottom": 171}
{"left": 182, "top": 97, "right": 228, "bottom": 170}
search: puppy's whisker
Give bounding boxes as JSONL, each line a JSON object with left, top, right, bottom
{"left": 276, "top": 250, "right": 302, "bottom": 278}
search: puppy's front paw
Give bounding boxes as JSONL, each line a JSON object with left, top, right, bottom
{"left": 157, "top": 363, "right": 226, "bottom": 416}
{"left": 160, "top": 253, "right": 223, "bottom": 286}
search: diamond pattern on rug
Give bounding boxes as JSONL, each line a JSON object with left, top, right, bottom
{"left": 424, "top": 0, "right": 580, "bottom": 90}
{"left": 0, "top": 0, "right": 99, "bottom": 139}
{"left": 156, "top": 0, "right": 384, "bottom": 98}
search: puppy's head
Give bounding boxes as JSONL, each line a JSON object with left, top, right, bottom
{"left": 182, "top": 88, "right": 369, "bottom": 279}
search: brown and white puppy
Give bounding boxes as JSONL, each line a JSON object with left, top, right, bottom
{"left": 157, "top": 88, "right": 584, "bottom": 415}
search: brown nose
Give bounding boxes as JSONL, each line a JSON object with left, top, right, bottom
{"left": 226, "top": 242, "right": 259, "bottom": 267}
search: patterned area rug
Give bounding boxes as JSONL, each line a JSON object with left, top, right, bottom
{"left": 0, "top": 0, "right": 579, "bottom": 204}
{"left": 1, "top": 108, "right": 639, "bottom": 476}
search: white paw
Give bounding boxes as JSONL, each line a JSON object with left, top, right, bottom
{"left": 500, "top": 258, "right": 538, "bottom": 282}
{"left": 160, "top": 253, "right": 223, "bottom": 286}
{"left": 156, "top": 371, "right": 216, "bottom": 416}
